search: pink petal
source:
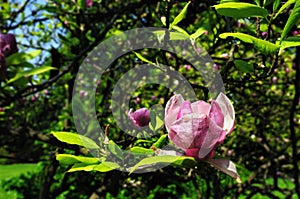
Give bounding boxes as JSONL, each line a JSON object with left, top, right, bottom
{"left": 206, "top": 159, "right": 241, "bottom": 183}
{"left": 165, "top": 94, "right": 184, "bottom": 132}
{"left": 216, "top": 93, "right": 235, "bottom": 135}
{"left": 177, "top": 100, "right": 192, "bottom": 119}
{"left": 209, "top": 100, "right": 224, "bottom": 127}
{"left": 169, "top": 113, "right": 205, "bottom": 149}
{"left": 198, "top": 117, "right": 226, "bottom": 159}
{"left": 185, "top": 148, "right": 199, "bottom": 158}
{"left": 191, "top": 100, "right": 210, "bottom": 115}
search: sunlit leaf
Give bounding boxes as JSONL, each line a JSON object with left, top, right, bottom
{"left": 56, "top": 154, "right": 100, "bottom": 165}
{"left": 170, "top": 1, "right": 191, "bottom": 28}
{"left": 7, "top": 66, "right": 57, "bottom": 84}
{"left": 280, "top": 1, "right": 300, "bottom": 41}
{"left": 280, "top": 36, "right": 300, "bottom": 50}
{"left": 214, "top": 3, "right": 268, "bottom": 18}
{"left": 131, "top": 146, "right": 154, "bottom": 154}
{"left": 274, "top": 0, "right": 296, "bottom": 19}
{"left": 108, "top": 140, "right": 124, "bottom": 160}
{"left": 219, "top": 32, "right": 280, "bottom": 55}
{"left": 152, "top": 134, "right": 168, "bottom": 148}
{"left": 6, "top": 50, "right": 41, "bottom": 66}
{"left": 51, "top": 132, "right": 99, "bottom": 149}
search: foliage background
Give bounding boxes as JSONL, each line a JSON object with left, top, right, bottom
{"left": 0, "top": 0, "right": 299, "bottom": 198}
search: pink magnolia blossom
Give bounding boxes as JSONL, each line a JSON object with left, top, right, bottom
{"left": 165, "top": 92, "right": 235, "bottom": 160}
{"left": 165, "top": 93, "right": 240, "bottom": 182}
{"left": 128, "top": 108, "right": 150, "bottom": 127}
{"left": 86, "top": 0, "right": 93, "bottom": 7}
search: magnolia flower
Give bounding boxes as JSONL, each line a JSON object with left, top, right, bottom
{"left": 165, "top": 93, "right": 240, "bottom": 182}
{"left": 128, "top": 108, "right": 150, "bottom": 127}
{"left": 165, "top": 92, "right": 235, "bottom": 159}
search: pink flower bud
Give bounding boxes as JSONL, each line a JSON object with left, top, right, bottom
{"left": 0, "top": 33, "right": 18, "bottom": 57}
{"left": 151, "top": 95, "right": 157, "bottom": 101}
{"left": 293, "top": 30, "right": 300, "bottom": 36}
{"left": 184, "top": 64, "right": 191, "bottom": 70}
{"left": 165, "top": 93, "right": 235, "bottom": 160}
{"left": 134, "top": 97, "right": 140, "bottom": 104}
{"left": 262, "top": 32, "right": 268, "bottom": 38}
{"left": 272, "top": 76, "right": 278, "bottom": 83}
{"left": 204, "top": 30, "right": 209, "bottom": 35}
{"left": 128, "top": 108, "right": 150, "bottom": 127}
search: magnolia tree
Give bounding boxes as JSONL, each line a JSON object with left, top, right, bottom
{"left": 0, "top": 0, "right": 300, "bottom": 199}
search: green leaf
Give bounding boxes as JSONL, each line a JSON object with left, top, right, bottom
{"left": 170, "top": 1, "right": 191, "bottom": 29}
{"left": 6, "top": 50, "right": 41, "bottom": 66}
{"left": 7, "top": 66, "right": 57, "bottom": 84}
{"left": 93, "top": 162, "right": 120, "bottom": 172}
{"left": 153, "top": 30, "right": 188, "bottom": 41}
{"left": 234, "top": 60, "right": 254, "bottom": 73}
{"left": 108, "top": 140, "right": 124, "bottom": 160}
{"left": 273, "top": 0, "right": 281, "bottom": 12}
{"left": 171, "top": 25, "right": 190, "bottom": 37}
{"left": 68, "top": 161, "right": 120, "bottom": 172}
{"left": 131, "top": 146, "right": 154, "bottom": 154}
{"left": 152, "top": 134, "right": 168, "bottom": 148}
{"left": 149, "top": 109, "right": 164, "bottom": 131}
{"left": 56, "top": 154, "right": 100, "bottom": 165}
{"left": 274, "top": 0, "right": 295, "bottom": 19}
{"left": 51, "top": 132, "right": 99, "bottom": 149}
{"left": 172, "top": 156, "right": 196, "bottom": 168}
{"left": 220, "top": 0, "right": 240, "bottom": 3}
{"left": 160, "top": 16, "right": 166, "bottom": 26}
{"left": 219, "top": 33, "right": 280, "bottom": 55}
{"left": 190, "top": 27, "right": 207, "bottom": 40}
{"left": 280, "top": 1, "right": 300, "bottom": 41}
{"left": 134, "top": 52, "right": 155, "bottom": 65}
{"left": 280, "top": 36, "right": 300, "bottom": 50}
{"left": 214, "top": 3, "right": 268, "bottom": 18}
{"left": 129, "top": 155, "right": 182, "bottom": 174}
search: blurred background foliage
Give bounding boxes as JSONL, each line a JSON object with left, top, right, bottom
{"left": 0, "top": 0, "right": 299, "bottom": 198}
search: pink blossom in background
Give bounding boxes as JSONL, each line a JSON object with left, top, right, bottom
{"left": 164, "top": 92, "right": 235, "bottom": 160}
{"left": 86, "top": 0, "right": 93, "bottom": 7}
{"left": 128, "top": 108, "right": 150, "bottom": 127}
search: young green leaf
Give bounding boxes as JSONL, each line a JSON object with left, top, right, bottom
{"left": 56, "top": 154, "right": 100, "bottom": 165}
{"left": 219, "top": 33, "right": 280, "bottom": 55}
{"left": 131, "top": 146, "right": 154, "bottom": 154}
{"left": 170, "top": 1, "right": 191, "bottom": 29}
{"left": 171, "top": 26, "right": 190, "bottom": 37}
{"left": 152, "top": 134, "right": 168, "bottom": 148}
{"left": 68, "top": 161, "right": 120, "bottom": 172}
{"left": 274, "top": 0, "right": 295, "bottom": 19}
{"left": 129, "top": 155, "right": 181, "bottom": 174}
{"left": 51, "top": 132, "right": 99, "bottom": 149}
{"left": 108, "top": 140, "right": 124, "bottom": 160}
{"left": 273, "top": 0, "right": 281, "bottom": 12}
{"left": 234, "top": 60, "right": 254, "bottom": 73}
{"left": 280, "top": 1, "right": 300, "bottom": 41}
{"left": 280, "top": 36, "right": 300, "bottom": 50}
{"left": 190, "top": 27, "right": 207, "bottom": 40}
{"left": 7, "top": 66, "right": 57, "bottom": 84}
{"left": 6, "top": 50, "right": 41, "bottom": 66}
{"left": 214, "top": 3, "right": 268, "bottom": 19}
{"left": 93, "top": 162, "right": 120, "bottom": 172}
{"left": 134, "top": 52, "right": 155, "bottom": 65}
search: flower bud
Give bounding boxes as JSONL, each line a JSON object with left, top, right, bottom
{"left": 128, "top": 108, "right": 150, "bottom": 127}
